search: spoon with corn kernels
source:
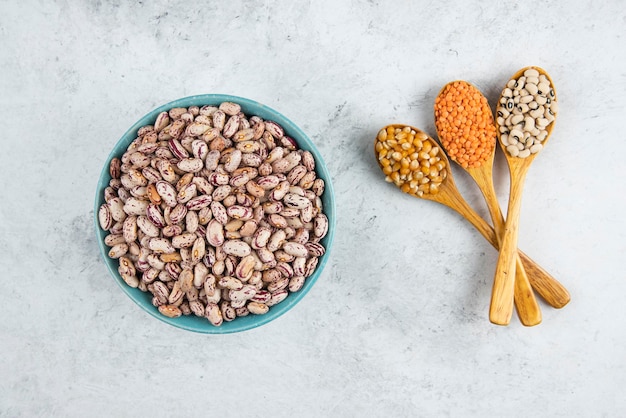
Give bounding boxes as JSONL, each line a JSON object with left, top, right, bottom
{"left": 489, "top": 66, "right": 560, "bottom": 326}
{"left": 375, "top": 124, "right": 567, "bottom": 324}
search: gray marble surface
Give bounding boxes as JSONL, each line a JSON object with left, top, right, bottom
{"left": 1, "top": 1, "right": 625, "bottom": 416}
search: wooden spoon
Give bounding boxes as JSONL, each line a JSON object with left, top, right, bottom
{"left": 375, "top": 124, "right": 568, "bottom": 322}
{"left": 489, "top": 66, "right": 559, "bottom": 325}
{"left": 434, "top": 80, "right": 542, "bottom": 326}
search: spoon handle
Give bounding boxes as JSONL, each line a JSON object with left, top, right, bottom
{"left": 512, "top": 257, "right": 540, "bottom": 325}
{"left": 467, "top": 166, "right": 541, "bottom": 326}
{"left": 490, "top": 165, "right": 530, "bottom": 325}
{"left": 467, "top": 166, "right": 570, "bottom": 309}
{"left": 517, "top": 250, "right": 570, "bottom": 308}
{"left": 437, "top": 183, "right": 569, "bottom": 309}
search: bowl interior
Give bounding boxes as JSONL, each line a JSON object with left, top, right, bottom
{"left": 94, "top": 94, "right": 335, "bottom": 334}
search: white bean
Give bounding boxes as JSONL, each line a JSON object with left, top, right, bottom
{"left": 530, "top": 143, "right": 543, "bottom": 154}
{"left": 506, "top": 145, "right": 520, "bottom": 157}
{"left": 497, "top": 70, "right": 556, "bottom": 157}
{"left": 524, "top": 68, "right": 539, "bottom": 78}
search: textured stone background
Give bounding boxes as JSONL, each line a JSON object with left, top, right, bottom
{"left": 1, "top": 1, "right": 625, "bottom": 416}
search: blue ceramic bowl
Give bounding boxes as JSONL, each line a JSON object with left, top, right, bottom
{"left": 94, "top": 94, "right": 335, "bottom": 334}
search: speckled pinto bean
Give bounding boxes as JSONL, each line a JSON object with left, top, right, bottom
{"left": 99, "top": 102, "right": 330, "bottom": 325}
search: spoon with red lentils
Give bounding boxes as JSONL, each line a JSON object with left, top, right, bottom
{"left": 434, "top": 81, "right": 568, "bottom": 325}
{"left": 375, "top": 125, "right": 566, "bottom": 324}
{"left": 489, "top": 66, "right": 559, "bottom": 326}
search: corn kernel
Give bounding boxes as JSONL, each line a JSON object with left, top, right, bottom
{"left": 375, "top": 125, "right": 448, "bottom": 198}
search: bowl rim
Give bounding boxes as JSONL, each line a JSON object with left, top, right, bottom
{"left": 94, "top": 94, "right": 336, "bottom": 334}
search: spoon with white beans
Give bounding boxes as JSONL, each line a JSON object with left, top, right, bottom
{"left": 489, "top": 66, "right": 559, "bottom": 325}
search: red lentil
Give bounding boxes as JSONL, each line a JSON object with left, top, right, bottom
{"left": 434, "top": 81, "right": 496, "bottom": 168}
